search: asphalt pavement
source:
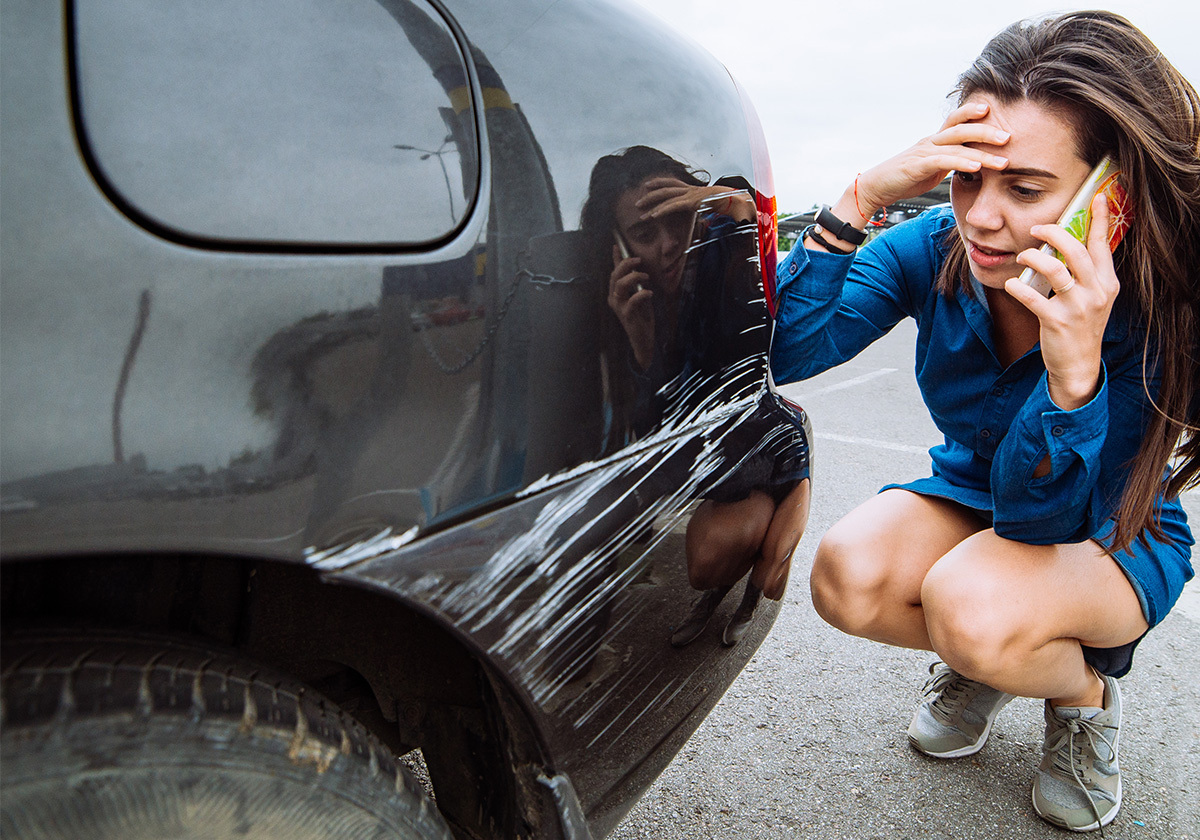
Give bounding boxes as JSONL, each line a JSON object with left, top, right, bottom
{"left": 610, "top": 320, "right": 1200, "bottom": 840}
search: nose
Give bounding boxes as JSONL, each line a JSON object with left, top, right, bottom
{"left": 659, "top": 215, "right": 688, "bottom": 258}
{"left": 965, "top": 185, "right": 1004, "bottom": 231}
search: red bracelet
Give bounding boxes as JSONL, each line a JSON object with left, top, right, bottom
{"left": 854, "top": 174, "right": 886, "bottom": 226}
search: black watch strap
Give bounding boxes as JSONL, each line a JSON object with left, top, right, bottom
{"left": 803, "top": 224, "right": 855, "bottom": 256}
{"left": 816, "top": 205, "right": 868, "bottom": 246}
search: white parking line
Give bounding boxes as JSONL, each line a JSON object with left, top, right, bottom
{"left": 785, "top": 367, "right": 897, "bottom": 399}
{"left": 815, "top": 432, "right": 930, "bottom": 455}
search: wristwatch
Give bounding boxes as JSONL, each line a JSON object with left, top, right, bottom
{"left": 802, "top": 224, "right": 854, "bottom": 256}
{"left": 815, "top": 205, "right": 868, "bottom": 246}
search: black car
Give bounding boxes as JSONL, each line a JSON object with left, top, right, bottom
{"left": 0, "top": 1, "right": 811, "bottom": 837}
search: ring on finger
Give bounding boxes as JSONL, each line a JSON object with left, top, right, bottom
{"left": 1056, "top": 276, "right": 1077, "bottom": 294}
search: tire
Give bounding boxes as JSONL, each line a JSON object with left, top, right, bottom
{"left": 0, "top": 635, "right": 455, "bottom": 840}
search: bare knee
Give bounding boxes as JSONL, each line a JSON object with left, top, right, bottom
{"left": 809, "top": 529, "right": 895, "bottom": 636}
{"left": 921, "top": 558, "right": 1023, "bottom": 681}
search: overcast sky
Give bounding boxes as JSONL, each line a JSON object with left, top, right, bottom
{"left": 629, "top": 1, "right": 1200, "bottom": 213}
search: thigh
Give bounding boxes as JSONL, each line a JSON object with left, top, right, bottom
{"left": 755, "top": 479, "right": 812, "bottom": 599}
{"left": 814, "top": 489, "right": 987, "bottom": 604}
{"left": 926, "top": 531, "right": 1150, "bottom": 650}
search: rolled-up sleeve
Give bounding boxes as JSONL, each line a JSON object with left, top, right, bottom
{"left": 990, "top": 369, "right": 1110, "bottom": 543}
{"left": 771, "top": 213, "right": 943, "bottom": 384}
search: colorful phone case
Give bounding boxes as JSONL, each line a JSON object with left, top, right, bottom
{"left": 1018, "top": 156, "right": 1131, "bottom": 297}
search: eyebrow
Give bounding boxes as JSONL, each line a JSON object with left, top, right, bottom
{"left": 1002, "top": 167, "right": 1059, "bottom": 179}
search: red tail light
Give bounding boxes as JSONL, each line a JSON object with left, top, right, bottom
{"left": 732, "top": 75, "right": 778, "bottom": 317}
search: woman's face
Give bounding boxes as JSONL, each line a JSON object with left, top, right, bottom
{"left": 951, "top": 94, "right": 1093, "bottom": 290}
{"left": 613, "top": 179, "right": 692, "bottom": 295}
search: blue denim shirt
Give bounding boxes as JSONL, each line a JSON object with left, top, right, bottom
{"left": 771, "top": 207, "right": 1189, "bottom": 551}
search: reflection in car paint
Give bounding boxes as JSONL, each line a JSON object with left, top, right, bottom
{"left": 2, "top": 0, "right": 812, "bottom": 834}
{"left": 315, "top": 185, "right": 811, "bottom": 819}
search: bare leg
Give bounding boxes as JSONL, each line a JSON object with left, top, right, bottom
{"left": 684, "top": 492, "right": 776, "bottom": 590}
{"left": 751, "top": 478, "right": 812, "bottom": 599}
{"left": 922, "top": 532, "right": 1148, "bottom": 707}
{"left": 809, "top": 489, "right": 985, "bottom": 650}
{"left": 811, "top": 489, "right": 1148, "bottom": 706}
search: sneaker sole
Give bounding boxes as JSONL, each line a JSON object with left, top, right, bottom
{"left": 908, "top": 692, "right": 1015, "bottom": 759}
{"left": 1031, "top": 777, "right": 1122, "bottom": 832}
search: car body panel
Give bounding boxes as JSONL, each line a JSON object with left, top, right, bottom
{"left": 0, "top": 1, "right": 811, "bottom": 836}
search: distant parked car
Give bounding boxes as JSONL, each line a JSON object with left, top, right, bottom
{"left": 0, "top": 1, "right": 811, "bottom": 838}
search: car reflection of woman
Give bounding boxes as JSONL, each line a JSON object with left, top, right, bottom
{"left": 772, "top": 12, "right": 1198, "bottom": 832}
{"left": 582, "top": 146, "right": 811, "bottom": 648}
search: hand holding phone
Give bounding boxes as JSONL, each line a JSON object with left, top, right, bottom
{"left": 1017, "top": 156, "right": 1131, "bottom": 297}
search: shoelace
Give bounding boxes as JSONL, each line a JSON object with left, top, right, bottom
{"left": 1045, "top": 714, "right": 1118, "bottom": 835}
{"left": 922, "top": 665, "right": 975, "bottom": 726}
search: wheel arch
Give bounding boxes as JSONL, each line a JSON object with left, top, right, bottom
{"left": 0, "top": 550, "right": 564, "bottom": 840}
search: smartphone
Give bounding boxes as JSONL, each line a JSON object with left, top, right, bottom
{"left": 613, "top": 228, "right": 632, "bottom": 260}
{"left": 613, "top": 227, "right": 646, "bottom": 292}
{"left": 1017, "top": 156, "right": 1131, "bottom": 297}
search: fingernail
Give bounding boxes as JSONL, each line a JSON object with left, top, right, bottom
{"left": 992, "top": 155, "right": 1008, "bottom": 166}
{"left": 995, "top": 131, "right": 1010, "bottom": 141}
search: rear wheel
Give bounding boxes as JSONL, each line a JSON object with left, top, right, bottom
{"left": 1, "top": 635, "right": 455, "bottom": 840}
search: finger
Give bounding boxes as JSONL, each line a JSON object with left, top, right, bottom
{"left": 1017, "top": 244, "right": 1079, "bottom": 296}
{"left": 614, "top": 270, "right": 650, "bottom": 298}
{"left": 636, "top": 185, "right": 689, "bottom": 206}
{"left": 629, "top": 287, "right": 653, "bottom": 305}
{"left": 609, "top": 251, "right": 641, "bottom": 291}
{"left": 640, "top": 176, "right": 689, "bottom": 191}
{"left": 927, "top": 149, "right": 1008, "bottom": 173}
{"left": 1086, "top": 193, "right": 1119, "bottom": 295}
{"left": 933, "top": 122, "right": 1010, "bottom": 150}
{"left": 638, "top": 191, "right": 692, "bottom": 216}
{"left": 1088, "top": 191, "right": 1110, "bottom": 251}
{"left": 614, "top": 286, "right": 653, "bottom": 316}
{"left": 1027, "top": 224, "right": 1093, "bottom": 289}
{"left": 643, "top": 197, "right": 698, "bottom": 219}
{"left": 940, "top": 100, "right": 989, "bottom": 130}
{"left": 1005, "top": 276, "right": 1055, "bottom": 317}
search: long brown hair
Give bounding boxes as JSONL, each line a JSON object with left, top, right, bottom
{"left": 938, "top": 11, "right": 1200, "bottom": 550}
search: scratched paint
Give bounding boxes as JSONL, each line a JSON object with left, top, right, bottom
{"left": 324, "top": 193, "right": 811, "bottom": 814}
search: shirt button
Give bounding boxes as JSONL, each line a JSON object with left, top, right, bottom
{"left": 991, "top": 386, "right": 1005, "bottom": 396}
{"left": 980, "top": 429, "right": 992, "bottom": 439}
{"left": 1052, "top": 425, "right": 1065, "bottom": 437}
{"left": 788, "top": 261, "right": 798, "bottom": 275}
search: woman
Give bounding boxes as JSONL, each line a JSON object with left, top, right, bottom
{"left": 772, "top": 11, "right": 1198, "bottom": 832}
{"left": 582, "top": 146, "right": 810, "bottom": 647}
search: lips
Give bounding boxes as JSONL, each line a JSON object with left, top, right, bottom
{"left": 662, "top": 254, "right": 685, "bottom": 286}
{"left": 967, "top": 240, "right": 1014, "bottom": 269}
